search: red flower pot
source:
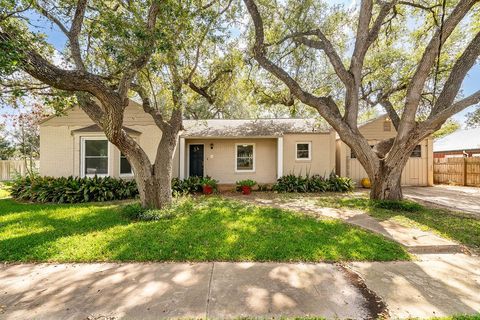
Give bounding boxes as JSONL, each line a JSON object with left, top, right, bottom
{"left": 202, "top": 185, "right": 213, "bottom": 195}
{"left": 241, "top": 186, "right": 252, "bottom": 195}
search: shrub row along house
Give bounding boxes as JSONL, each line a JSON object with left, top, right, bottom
{"left": 39, "top": 101, "right": 433, "bottom": 188}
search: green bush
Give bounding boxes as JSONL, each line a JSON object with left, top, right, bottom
{"left": 122, "top": 196, "right": 194, "bottom": 221}
{"left": 236, "top": 179, "right": 257, "bottom": 187}
{"left": 172, "top": 176, "right": 203, "bottom": 194}
{"left": 10, "top": 176, "right": 138, "bottom": 203}
{"left": 372, "top": 199, "right": 423, "bottom": 212}
{"left": 201, "top": 177, "right": 218, "bottom": 188}
{"left": 272, "top": 173, "right": 355, "bottom": 193}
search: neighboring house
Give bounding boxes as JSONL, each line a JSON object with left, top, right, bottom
{"left": 433, "top": 128, "right": 480, "bottom": 158}
{"left": 39, "top": 100, "right": 336, "bottom": 186}
{"left": 335, "top": 115, "right": 434, "bottom": 186}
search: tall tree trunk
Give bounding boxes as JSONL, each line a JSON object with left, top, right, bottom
{"left": 369, "top": 162, "right": 403, "bottom": 200}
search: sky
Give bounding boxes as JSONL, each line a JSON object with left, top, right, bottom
{"left": 2, "top": 2, "right": 480, "bottom": 128}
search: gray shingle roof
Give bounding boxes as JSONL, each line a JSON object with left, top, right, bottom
{"left": 181, "top": 118, "right": 330, "bottom": 137}
{"left": 434, "top": 128, "right": 480, "bottom": 152}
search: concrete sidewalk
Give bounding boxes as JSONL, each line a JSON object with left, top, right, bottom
{"left": 1, "top": 255, "right": 479, "bottom": 319}
{"left": 0, "top": 262, "right": 375, "bottom": 320}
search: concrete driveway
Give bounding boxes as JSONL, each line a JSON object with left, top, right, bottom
{"left": 404, "top": 185, "right": 480, "bottom": 216}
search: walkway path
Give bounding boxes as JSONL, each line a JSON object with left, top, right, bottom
{"left": 226, "top": 194, "right": 463, "bottom": 254}
{"left": 1, "top": 254, "right": 479, "bottom": 319}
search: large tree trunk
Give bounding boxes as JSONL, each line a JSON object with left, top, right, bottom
{"left": 126, "top": 127, "right": 179, "bottom": 209}
{"left": 369, "top": 163, "right": 403, "bottom": 200}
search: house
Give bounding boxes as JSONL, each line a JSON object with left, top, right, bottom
{"left": 39, "top": 100, "right": 336, "bottom": 186}
{"left": 335, "top": 115, "right": 434, "bottom": 186}
{"left": 433, "top": 128, "right": 480, "bottom": 158}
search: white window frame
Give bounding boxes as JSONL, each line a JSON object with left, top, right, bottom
{"left": 295, "top": 142, "right": 312, "bottom": 161}
{"left": 119, "top": 152, "right": 134, "bottom": 177}
{"left": 235, "top": 143, "right": 256, "bottom": 173}
{"left": 80, "top": 137, "right": 111, "bottom": 177}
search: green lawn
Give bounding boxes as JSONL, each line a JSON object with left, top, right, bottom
{"left": 0, "top": 196, "right": 409, "bottom": 262}
{"left": 0, "top": 182, "right": 10, "bottom": 199}
{"left": 316, "top": 195, "right": 480, "bottom": 251}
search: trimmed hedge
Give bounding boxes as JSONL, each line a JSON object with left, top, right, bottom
{"left": 272, "top": 173, "right": 355, "bottom": 193}
{"left": 11, "top": 176, "right": 138, "bottom": 203}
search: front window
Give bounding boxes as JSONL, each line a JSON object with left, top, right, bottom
{"left": 120, "top": 153, "right": 133, "bottom": 176}
{"left": 236, "top": 144, "right": 255, "bottom": 172}
{"left": 296, "top": 142, "right": 311, "bottom": 160}
{"left": 82, "top": 138, "right": 108, "bottom": 176}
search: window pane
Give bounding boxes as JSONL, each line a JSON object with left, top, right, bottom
{"left": 297, "top": 143, "right": 310, "bottom": 159}
{"left": 237, "top": 145, "right": 253, "bottom": 158}
{"left": 120, "top": 154, "right": 132, "bottom": 174}
{"left": 237, "top": 157, "right": 253, "bottom": 170}
{"left": 411, "top": 145, "right": 422, "bottom": 158}
{"left": 236, "top": 145, "right": 254, "bottom": 170}
{"left": 85, "top": 158, "right": 108, "bottom": 175}
{"left": 85, "top": 140, "right": 108, "bottom": 157}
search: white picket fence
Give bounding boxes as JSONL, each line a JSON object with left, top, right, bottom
{"left": 0, "top": 160, "right": 40, "bottom": 181}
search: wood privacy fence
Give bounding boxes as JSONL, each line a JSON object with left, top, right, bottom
{"left": 0, "top": 160, "right": 39, "bottom": 181}
{"left": 433, "top": 158, "right": 480, "bottom": 186}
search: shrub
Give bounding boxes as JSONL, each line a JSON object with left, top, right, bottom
{"left": 372, "top": 200, "right": 423, "bottom": 212}
{"left": 236, "top": 179, "right": 257, "bottom": 187}
{"left": 122, "top": 196, "right": 194, "bottom": 221}
{"left": 10, "top": 176, "right": 138, "bottom": 203}
{"left": 172, "top": 176, "right": 203, "bottom": 194}
{"left": 272, "top": 173, "right": 355, "bottom": 193}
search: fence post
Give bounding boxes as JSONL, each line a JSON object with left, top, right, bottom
{"left": 464, "top": 157, "right": 467, "bottom": 186}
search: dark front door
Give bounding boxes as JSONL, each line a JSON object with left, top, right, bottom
{"left": 189, "top": 144, "right": 204, "bottom": 177}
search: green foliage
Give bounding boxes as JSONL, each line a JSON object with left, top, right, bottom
{"left": 0, "top": 196, "right": 409, "bottom": 262}
{"left": 273, "top": 173, "right": 355, "bottom": 193}
{"left": 372, "top": 200, "right": 423, "bottom": 212}
{"left": 123, "top": 196, "right": 195, "bottom": 221}
{"left": 172, "top": 176, "right": 203, "bottom": 194}
{"left": 201, "top": 176, "right": 218, "bottom": 188}
{"left": 466, "top": 107, "right": 480, "bottom": 128}
{"left": 236, "top": 179, "right": 257, "bottom": 187}
{"left": 433, "top": 119, "right": 461, "bottom": 139}
{"left": 10, "top": 176, "right": 138, "bottom": 203}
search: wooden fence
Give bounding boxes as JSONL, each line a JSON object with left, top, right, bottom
{"left": 0, "top": 160, "right": 39, "bottom": 181}
{"left": 433, "top": 157, "right": 480, "bottom": 186}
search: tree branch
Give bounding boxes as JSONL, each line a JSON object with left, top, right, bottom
{"left": 400, "top": 0, "right": 477, "bottom": 133}
{"left": 117, "top": 2, "right": 160, "bottom": 98}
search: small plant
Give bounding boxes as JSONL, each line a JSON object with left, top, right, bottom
{"left": 236, "top": 179, "right": 257, "bottom": 195}
{"left": 201, "top": 177, "right": 218, "bottom": 195}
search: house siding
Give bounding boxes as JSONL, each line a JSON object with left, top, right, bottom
{"left": 336, "top": 116, "right": 434, "bottom": 186}
{"left": 184, "top": 138, "right": 277, "bottom": 184}
{"left": 40, "top": 102, "right": 180, "bottom": 178}
{"left": 283, "top": 132, "right": 336, "bottom": 177}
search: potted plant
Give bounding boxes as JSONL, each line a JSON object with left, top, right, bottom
{"left": 201, "top": 177, "right": 217, "bottom": 195}
{"left": 236, "top": 179, "right": 256, "bottom": 195}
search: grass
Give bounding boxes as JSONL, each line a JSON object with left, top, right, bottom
{"left": 0, "top": 196, "right": 409, "bottom": 262}
{"left": 316, "top": 195, "right": 480, "bottom": 251}
{"left": 0, "top": 182, "right": 11, "bottom": 198}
